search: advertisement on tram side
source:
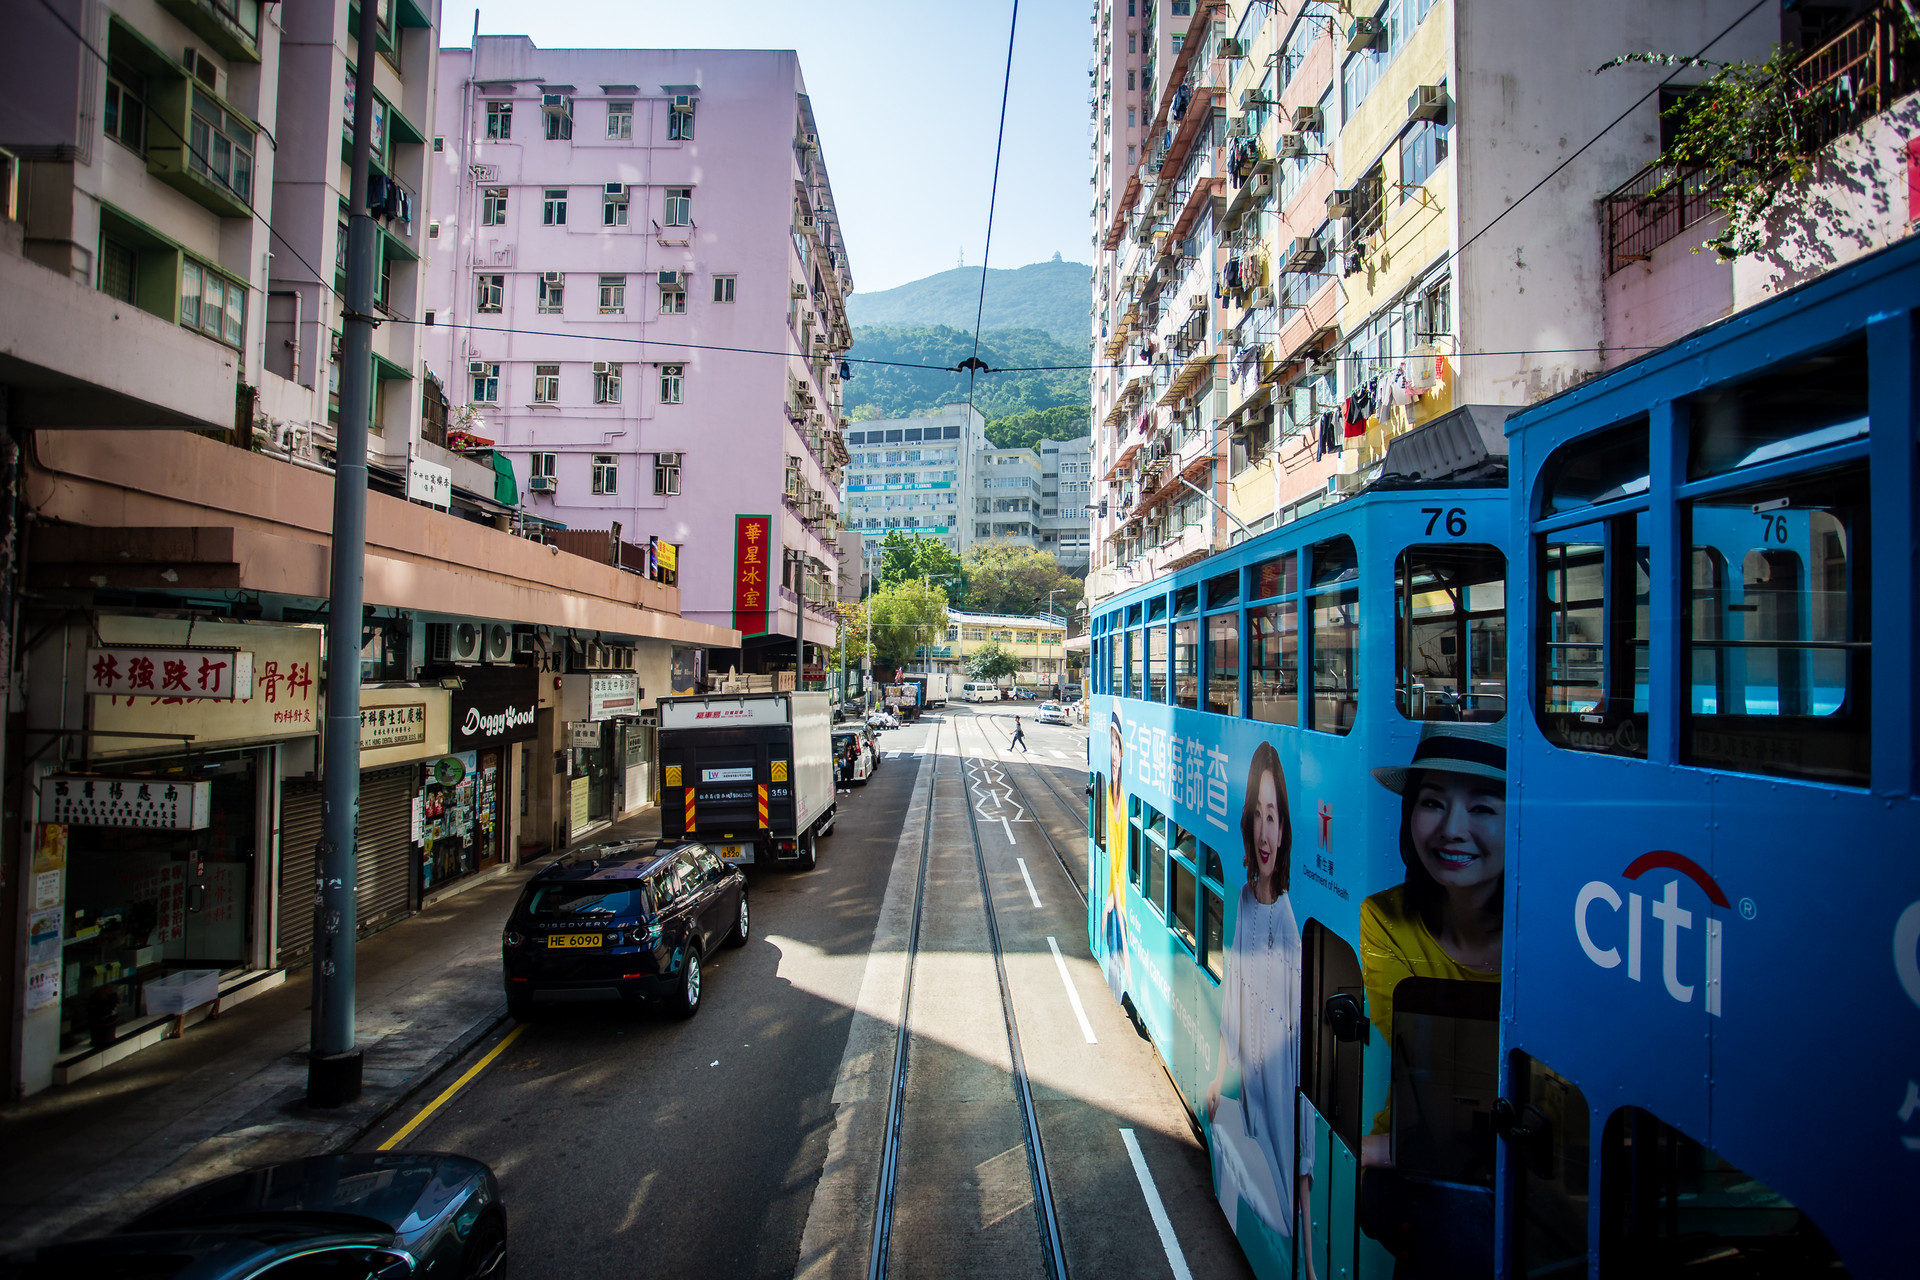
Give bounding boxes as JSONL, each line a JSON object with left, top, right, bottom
{"left": 1088, "top": 695, "right": 1506, "bottom": 1280}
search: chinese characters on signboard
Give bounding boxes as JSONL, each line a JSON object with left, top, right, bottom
{"left": 90, "top": 620, "right": 322, "bottom": 758}
{"left": 407, "top": 455, "right": 453, "bottom": 508}
{"left": 734, "top": 513, "right": 772, "bottom": 636}
{"left": 39, "top": 776, "right": 214, "bottom": 829}
{"left": 360, "top": 702, "right": 427, "bottom": 749}
{"left": 84, "top": 648, "right": 253, "bottom": 700}
{"left": 588, "top": 673, "right": 639, "bottom": 720}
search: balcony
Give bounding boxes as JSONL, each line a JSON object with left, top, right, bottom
{"left": 1603, "top": 3, "right": 1918, "bottom": 273}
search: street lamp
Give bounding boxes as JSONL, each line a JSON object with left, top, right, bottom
{"left": 1046, "top": 588, "right": 1065, "bottom": 698}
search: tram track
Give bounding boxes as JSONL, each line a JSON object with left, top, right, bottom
{"left": 969, "top": 711, "right": 1089, "bottom": 907}
{"left": 867, "top": 717, "right": 1069, "bottom": 1280}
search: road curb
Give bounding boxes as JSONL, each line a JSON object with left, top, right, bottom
{"left": 320, "top": 1002, "right": 512, "bottom": 1155}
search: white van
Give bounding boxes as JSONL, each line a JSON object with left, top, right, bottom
{"left": 963, "top": 682, "right": 999, "bottom": 703}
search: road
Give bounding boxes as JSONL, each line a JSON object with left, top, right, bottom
{"left": 364, "top": 703, "right": 1251, "bottom": 1280}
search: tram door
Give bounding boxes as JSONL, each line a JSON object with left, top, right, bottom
{"left": 1302, "top": 921, "right": 1365, "bottom": 1279}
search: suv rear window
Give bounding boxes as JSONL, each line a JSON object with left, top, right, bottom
{"left": 522, "top": 882, "right": 648, "bottom": 918}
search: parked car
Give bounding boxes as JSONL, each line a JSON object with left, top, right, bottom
{"left": 833, "top": 726, "right": 875, "bottom": 785}
{"left": 0, "top": 1152, "right": 506, "bottom": 1279}
{"left": 1037, "top": 701, "right": 1070, "bottom": 726}
{"left": 502, "top": 841, "right": 747, "bottom": 1021}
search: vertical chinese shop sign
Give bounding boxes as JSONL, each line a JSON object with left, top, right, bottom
{"left": 734, "top": 514, "right": 772, "bottom": 637}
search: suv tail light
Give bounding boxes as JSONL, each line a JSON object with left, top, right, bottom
{"left": 624, "top": 923, "right": 662, "bottom": 946}
{"left": 503, "top": 931, "right": 526, "bottom": 947}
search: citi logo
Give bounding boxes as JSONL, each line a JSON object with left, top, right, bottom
{"left": 1575, "top": 852, "right": 1727, "bottom": 1017}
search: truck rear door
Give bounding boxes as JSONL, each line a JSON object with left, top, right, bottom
{"left": 661, "top": 729, "right": 782, "bottom": 860}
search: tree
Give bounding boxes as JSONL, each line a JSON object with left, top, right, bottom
{"left": 961, "top": 542, "right": 1084, "bottom": 619}
{"left": 985, "top": 404, "right": 1091, "bottom": 450}
{"left": 966, "top": 640, "right": 1020, "bottom": 683}
{"left": 875, "top": 531, "right": 967, "bottom": 606}
{"left": 867, "top": 579, "right": 950, "bottom": 672}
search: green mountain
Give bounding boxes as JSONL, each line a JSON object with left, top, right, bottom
{"left": 847, "top": 259, "right": 1092, "bottom": 345}
{"left": 844, "top": 324, "right": 1088, "bottom": 427}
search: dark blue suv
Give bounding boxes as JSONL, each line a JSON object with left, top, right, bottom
{"left": 502, "top": 841, "right": 747, "bottom": 1020}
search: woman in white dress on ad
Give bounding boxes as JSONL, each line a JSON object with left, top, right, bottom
{"left": 1205, "top": 740, "right": 1316, "bottom": 1272}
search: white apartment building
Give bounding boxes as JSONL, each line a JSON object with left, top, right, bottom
{"left": 842, "top": 403, "right": 984, "bottom": 557}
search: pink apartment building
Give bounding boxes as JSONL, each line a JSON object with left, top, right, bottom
{"left": 425, "top": 36, "right": 853, "bottom": 674}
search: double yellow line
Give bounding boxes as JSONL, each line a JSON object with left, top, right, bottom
{"left": 377, "top": 1022, "right": 527, "bottom": 1151}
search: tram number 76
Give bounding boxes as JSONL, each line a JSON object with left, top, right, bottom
{"left": 1422, "top": 507, "right": 1468, "bottom": 537}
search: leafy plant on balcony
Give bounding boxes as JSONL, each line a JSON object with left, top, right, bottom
{"left": 1601, "top": 8, "right": 1920, "bottom": 258}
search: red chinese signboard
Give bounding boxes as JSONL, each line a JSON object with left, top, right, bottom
{"left": 733, "top": 514, "right": 772, "bottom": 637}
{"left": 85, "top": 647, "right": 253, "bottom": 700}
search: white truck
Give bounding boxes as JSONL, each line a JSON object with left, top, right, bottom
{"left": 657, "top": 691, "right": 836, "bottom": 869}
{"left": 903, "top": 671, "right": 951, "bottom": 710}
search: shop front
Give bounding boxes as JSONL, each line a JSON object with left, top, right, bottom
{"left": 560, "top": 671, "right": 639, "bottom": 840}
{"left": 276, "top": 684, "right": 451, "bottom": 965}
{"left": 418, "top": 664, "right": 538, "bottom": 895}
{"left": 28, "top": 617, "right": 323, "bottom": 1077}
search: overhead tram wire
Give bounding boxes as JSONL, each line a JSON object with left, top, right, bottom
{"left": 959, "top": 0, "right": 1022, "bottom": 429}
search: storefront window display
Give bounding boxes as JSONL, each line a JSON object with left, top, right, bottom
{"left": 418, "top": 749, "right": 503, "bottom": 892}
{"left": 57, "top": 752, "right": 258, "bottom": 1052}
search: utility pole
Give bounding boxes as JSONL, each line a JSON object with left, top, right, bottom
{"left": 1047, "top": 588, "right": 1063, "bottom": 698}
{"left": 308, "top": 0, "right": 380, "bottom": 1108}
{"left": 794, "top": 552, "right": 806, "bottom": 692}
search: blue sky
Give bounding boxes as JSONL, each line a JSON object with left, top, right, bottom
{"left": 460, "top": 1, "right": 1093, "bottom": 292}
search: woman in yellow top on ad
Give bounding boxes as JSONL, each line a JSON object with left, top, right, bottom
{"left": 1357, "top": 720, "right": 1504, "bottom": 1279}
{"left": 1360, "top": 720, "right": 1505, "bottom": 1165}
{"left": 1101, "top": 711, "right": 1132, "bottom": 1004}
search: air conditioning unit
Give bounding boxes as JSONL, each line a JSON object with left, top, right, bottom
{"left": 1226, "top": 115, "right": 1249, "bottom": 138}
{"left": 800, "top": 131, "right": 819, "bottom": 149}
{"left": 1189, "top": 293, "right": 1208, "bottom": 309}
{"left": 542, "top": 270, "right": 563, "bottom": 284}
{"left": 1347, "top": 16, "right": 1383, "bottom": 51}
{"left": 1219, "top": 37, "right": 1245, "bottom": 58}
{"left": 541, "top": 93, "right": 570, "bottom": 113}
{"left": 1250, "top": 171, "right": 1273, "bottom": 197}
{"left": 657, "top": 269, "right": 682, "bottom": 286}
{"left": 790, "top": 282, "right": 807, "bottom": 298}
{"left": 1326, "top": 188, "right": 1355, "bottom": 218}
{"left": 1285, "top": 236, "right": 1326, "bottom": 273}
{"left": 799, "top": 214, "right": 815, "bottom": 231}
{"left": 1292, "top": 104, "right": 1323, "bottom": 132}
{"left": 673, "top": 94, "right": 693, "bottom": 110}
{"left": 1408, "top": 84, "right": 1449, "bottom": 122}
{"left": 1250, "top": 286, "right": 1274, "bottom": 309}
{"left": 658, "top": 451, "right": 682, "bottom": 467}
{"left": 427, "top": 620, "right": 484, "bottom": 664}
{"left": 1238, "top": 89, "right": 1266, "bottom": 113}
{"left": 604, "top": 182, "right": 626, "bottom": 196}
{"left": 528, "top": 475, "right": 556, "bottom": 493}
{"left": 482, "top": 622, "right": 513, "bottom": 664}
{"left": 1278, "top": 133, "right": 1308, "bottom": 159}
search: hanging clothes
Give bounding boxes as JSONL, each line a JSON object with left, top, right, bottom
{"left": 1344, "top": 394, "right": 1367, "bottom": 440}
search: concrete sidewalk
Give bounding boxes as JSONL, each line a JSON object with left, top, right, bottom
{"left": 0, "top": 805, "right": 670, "bottom": 1249}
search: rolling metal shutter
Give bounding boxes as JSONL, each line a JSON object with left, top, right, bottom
{"left": 356, "top": 767, "right": 416, "bottom": 932}
{"left": 275, "top": 768, "right": 416, "bottom": 966}
{"left": 277, "top": 781, "right": 324, "bottom": 966}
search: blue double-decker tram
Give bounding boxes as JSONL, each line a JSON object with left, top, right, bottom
{"left": 1087, "top": 232, "right": 1918, "bottom": 1280}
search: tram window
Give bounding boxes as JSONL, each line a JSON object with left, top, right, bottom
{"left": 1146, "top": 624, "right": 1168, "bottom": 702}
{"left": 1173, "top": 619, "right": 1200, "bottom": 709}
{"left": 1302, "top": 921, "right": 1365, "bottom": 1155}
{"left": 1173, "top": 584, "right": 1199, "bottom": 615}
{"left": 1683, "top": 463, "right": 1869, "bottom": 785}
{"left": 1509, "top": 1053, "right": 1590, "bottom": 1279}
{"left": 1112, "top": 631, "right": 1127, "bottom": 697}
{"left": 1600, "top": 1106, "right": 1847, "bottom": 1275}
{"left": 1126, "top": 602, "right": 1142, "bottom": 625}
{"left": 1390, "top": 977, "right": 1500, "bottom": 1186}
{"left": 1536, "top": 512, "right": 1650, "bottom": 758}
{"left": 1249, "top": 599, "right": 1299, "bottom": 725}
{"left": 1206, "top": 612, "right": 1239, "bottom": 715}
{"left": 1143, "top": 806, "right": 1167, "bottom": 913}
{"left": 1308, "top": 536, "right": 1360, "bottom": 735}
{"left": 1205, "top": 569, "right": 1240, "bottom": 609}
{"left": 1686, "top": 337, "right": 1868, "bottom": 479}
{"left": 1148, "top": 595, "right": 1168, "bottom": 622}
{"left": 1541, "top": 418, "right": 1649, "bottom": 514}
{"left": 1251, "top": 551, "right": 1297, "bottom": 600}
{"left": 1169, "top": 828, "right": 1197, "bottom": 952}
{"left": 1127, "top": 797, "right": 1143, "bottom": 887}
{"left": 1396, "top": 544, "right": 1507, "bottom": 722}
{"left": 1200, "top": 882, "right": 1224, "bottom": 980}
